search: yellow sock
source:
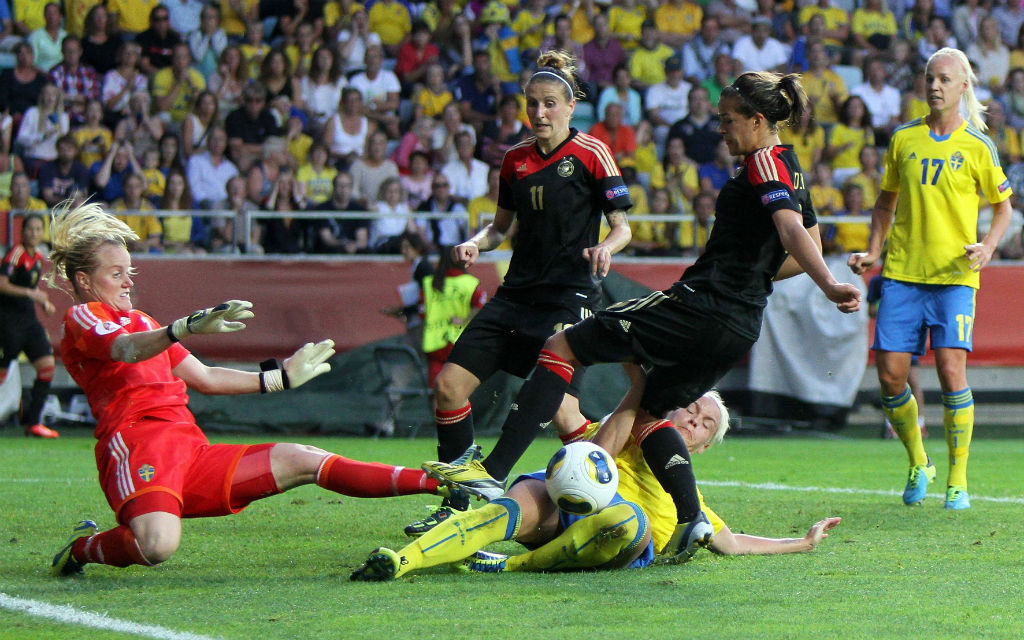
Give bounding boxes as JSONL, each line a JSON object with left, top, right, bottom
{"left": 503, "top": 502, "right": 647, "bottom": 572}
{"left": 882, "top": 386, "right": 928, "bottom": 467}
{"left": 943, "top": 388, "right": 974, "bottom": 489}
{"left": 393, "top": 498, "right": 521, "bottom": 578}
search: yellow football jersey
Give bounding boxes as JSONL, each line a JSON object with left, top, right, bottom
{"left": 881, "top": 118, "right": 1012, "bottom": 288}
{"left": 579, "top": 422, "right": 725, "bottom": 554}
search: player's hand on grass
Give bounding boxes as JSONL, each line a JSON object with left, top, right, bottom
{"left": 583, "top": 244, "right": 613, "bottom": 277}
{"left": 804, "top": 517, "right": 842, "bottom": 550}
{"left": 452, "top": 242, "right": 479, "bottom": 269}
{"left": 825, "top": 283, "right": 861, "bottom": 314}
{"left": 658, "top": 512, "right": 714, "bottom": 564}
{"left": 168, "top": 300, "right": 254, "bottom": 342}
{"left": 964, "top": 243, "right": 995, "bottom": 272}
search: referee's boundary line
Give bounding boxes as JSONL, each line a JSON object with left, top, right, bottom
{"left": 5, "top": 477, "right": 1024, "bottom": 504}
{"left": 0, "top": 593, "right": 219, "bottom": 640}
{"left": 700, "top": 479, "right": 1024, "bottom": 504}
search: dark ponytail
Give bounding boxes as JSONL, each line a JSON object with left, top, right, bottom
{"left": 721, "top": 71, "right": 810, "bottom": 131}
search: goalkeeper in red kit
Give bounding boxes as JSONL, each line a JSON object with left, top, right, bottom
{"left": 47, "top": 202, "right": 453, "bottom": 576}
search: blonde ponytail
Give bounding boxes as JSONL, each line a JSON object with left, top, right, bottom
{"left": 928, "top": 47, "right": 988, "bottom": 132}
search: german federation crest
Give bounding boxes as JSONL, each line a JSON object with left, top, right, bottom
{"left": 557, "top": 158, "right": 574, "bottom": 177}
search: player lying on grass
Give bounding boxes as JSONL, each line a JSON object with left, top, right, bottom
{"left": 350, "top": 364, "right": 841, "bottom": 580}
{"left": 46, "top": 202, "right": 456, "bottom": 576}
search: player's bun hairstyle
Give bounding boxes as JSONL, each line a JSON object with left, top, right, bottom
{"left": 721, "top": 71, "right": 809, "bottom": 132}
{"left": 927, "top": 47, "right": 988, "bottom": 132}
{"left": 46, "top": 200, "right": 139, "bottom": 298}
{"left": 529, "top": 50, "right": 586, "bottom": 101}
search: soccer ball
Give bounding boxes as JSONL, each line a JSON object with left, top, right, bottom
{"left": 544, "top": 441, "right": 619, "bottom": 515}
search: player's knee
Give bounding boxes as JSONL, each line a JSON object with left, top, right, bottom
{"left": 433, "top": 370, "right": 467, "bottom": 408}
{"left": 577, "top": 502, "right": 649, "bottom": 567}
{"left": 135, "top": 528, "right": 180, "bottom": 565}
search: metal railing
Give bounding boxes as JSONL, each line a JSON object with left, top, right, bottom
{"left": 6, "top": 206, "right": 875, "bottom": 259}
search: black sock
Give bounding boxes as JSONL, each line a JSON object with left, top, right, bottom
{"left": 639, "top": 427, "right": 700, "bottom": 522}
{"left": 435, "top": 403, "right": 475, "bottom": 463}
{"left": 23, "top": 378, "right": 51, "bottom": 426}
{"left": 483, "top": 367, "right": 570, "bottom": 481}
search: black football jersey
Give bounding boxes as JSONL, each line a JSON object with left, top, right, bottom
{"left": 675, "top": 145, "right": 816, "bottom": 339}
{"left": 496, "top": 128, "right": 632, "bottom": 305}
{"left": 1, "top": 245, "right": 44, "bottom": 314}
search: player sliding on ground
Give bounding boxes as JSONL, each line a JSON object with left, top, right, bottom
{"left": 46, "top": 202, "right": 456, "bottom": 576}
{"left": 421, "top": 71, "right": 860, "bottom": 555}
{"left": 351, "top": 364, "right": 841, "bottom": 580}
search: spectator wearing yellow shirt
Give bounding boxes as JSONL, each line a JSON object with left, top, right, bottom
{"left": 851, "top": 0, "right": 898, "bottom": 62}
{"left": 72, "top": 99, "right": 112, "bottom": 169}
{"left": 826, "top": 95, "right": 875, "bottom": 187}
{"left": 368, "top": 0, "right": 411, "bottom": 56}
{"left": 159, "top": 168, "right": 199, "bottom": 253}
{"left": 240, "top": 20, "right": 271, "bottom": 80}
{"left": 654, "top": 0, "right": 702, "bottom": 48}
{"left": 823, "top": 182, "right": 869, "bottom": 254}
{"left": 678, "top": 189, "right": 714, "bottom": 256}
{"left": 152, "top": 42, "right": 207, "bottom": 125}
{"left": 511, "top": 0, "right": 548, "bottom": 59}
{"left": 844, "top": 144, "right": 882, "bottom": 207}
{"left": 414, "top": 62, "right": 454, "bottom": 121}
{"left": 140, "top": 147, "right": 167, "bottom": 204}
{"left": 466, "top": 166, "right": 510, "bottom": 251}
{"left": 220, "top": 0, "right": 259, "bottom": 39}
{"left": 778, "top": 106, "right": 824, "bottom": 178}
{"left": 629, "top": 183, "right": 674, "bottom": 257}
{"left": 628, "top": 20, "right": 674, "bottom": 93}
{"left": 297, "top": 143, "right": 338, "bottom": 205}
{"left": 982, "top": 99, "right": 1022, "bottom": 166}
{"left": 797, "top": 0, "right": 849, "bottom": 51}
{"left": 662, "top": 136, "right": 699, "bottom": 216}
{"left": 801, "top": 41, "right": 847, "bottom": 127}
{"left": 107, "top": 0, "right": 162, "bottom": 35}
{"left": 113, "top": 173, "right": 163, "bottom": 252}
{"left": 12, "top": 0, "right": 50, "bottom": 35}
{"left": 0, "top": 173, "right": 47, "bottom": 224}
{"left": 809, "top": 161, "right": 844, "bottom": 217}
{"left": 608, "top": 0, "right": 646, "bottom": 51}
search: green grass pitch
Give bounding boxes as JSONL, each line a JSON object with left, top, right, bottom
{"left": 1, "top": 428, "right": 1023, "bottom": 640}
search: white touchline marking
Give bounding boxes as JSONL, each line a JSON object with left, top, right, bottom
{"left": 0, "top": 593, "right": 220, "bottom": 640}
{"left": 700, "top": 480, "right": 1024, "bottom": 504}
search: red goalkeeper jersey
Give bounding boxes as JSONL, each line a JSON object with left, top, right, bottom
{"left": 61, "top": 302, "right": 192, "bottom": 440}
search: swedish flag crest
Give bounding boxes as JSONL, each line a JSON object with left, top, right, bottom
{"left": 137, "top": 464, "right": 156, "bottom": 482}
{"left": 950, "top": 151, "right": 964, "bottom": 170}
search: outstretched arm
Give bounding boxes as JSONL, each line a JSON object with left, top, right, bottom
{"left": 710, "top": 517, "right": 842, "bottom": 555}
{"left": 591, "top": 363, "right": 650, "bottom": 457}
{"left": 774, "top": 209, "right": 861, "bottom": 313}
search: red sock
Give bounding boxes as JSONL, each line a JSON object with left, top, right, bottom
{"left": 560, "top": 421, "right": 591, "bottom": 444}
{"left": 74, "top": 526, "right": 152, "bottom": 567}
{"left": 315, "top": 455, "right": 439, "bottom": 498}
{"left": 537, "top": 349, "right": 574, "bottom": 384}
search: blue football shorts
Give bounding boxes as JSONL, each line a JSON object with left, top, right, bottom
{"left": 873, "top": 279, "right": 977, "bottom": 355}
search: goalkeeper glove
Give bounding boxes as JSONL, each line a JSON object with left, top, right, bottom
{"left": 167, "top": 300, "right": 254, "bottom": 342}
{"left": 259, "top": 339, "right": 336, "bottom": 393}
{"left": 657, "top": 511, "right": 714, "bottom": 564}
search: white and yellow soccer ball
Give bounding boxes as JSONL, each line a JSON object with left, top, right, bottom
{"left": 544, "top": 441, "right": 619, "bottom": 515}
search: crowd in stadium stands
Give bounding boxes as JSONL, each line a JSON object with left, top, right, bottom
{"left": 1, "top": 0, "right": 1023, "bottom": 258}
